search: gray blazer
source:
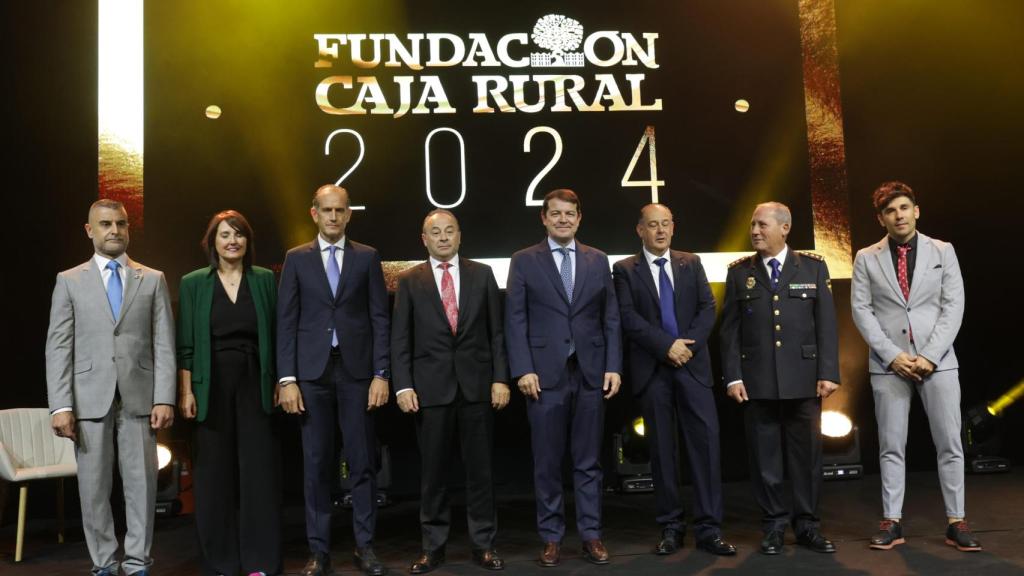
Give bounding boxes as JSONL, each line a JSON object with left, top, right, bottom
{"left": 851, "top": 232, "right": 965, "bottom": 375}
{"left": 45, "top": 257, "right": 176, "bottom": 419}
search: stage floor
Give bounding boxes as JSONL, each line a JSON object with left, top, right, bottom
{"left": 3, "top": 469, "right": 1023, "bottom": 575}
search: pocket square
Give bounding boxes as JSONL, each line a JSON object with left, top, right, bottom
{"left": 933, "top": 264, "right": 942, "bottom": 269}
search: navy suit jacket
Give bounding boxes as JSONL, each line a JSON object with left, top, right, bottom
{"left": 505, "top": 239, "right": 622, "bottom": 389}
{"left": 276, "top": 238, "right": 390, "bottom": 382}
{"left": 613, "top": 250, "right": 717, "bottom": 395}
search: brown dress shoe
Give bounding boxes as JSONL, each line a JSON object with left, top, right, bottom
{"left": 582, "top": 539, "right": 610, "bottom": 565}
{"left": 538, "top": 542, "right": 561, "bottom": 567}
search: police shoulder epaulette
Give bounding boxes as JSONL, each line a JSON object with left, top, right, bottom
{"left": 797, "top": 251, "right": 824, "bottom": 261}
{"left": 728, "top": 255, "right": 753, "bottom": 268}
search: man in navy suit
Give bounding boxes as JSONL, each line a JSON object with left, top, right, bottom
{"left": 277, "top": 184, "right": 390, "bottom": 576}
{"left": 612, "top": 203, "right": 736, "bottom": 556}
{"left": 505, "top": 188, "right": 622, "bottom": 567}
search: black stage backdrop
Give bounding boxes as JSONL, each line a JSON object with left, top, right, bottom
{"left": 2, "top": 1, "right": 1022, "bottom": 520}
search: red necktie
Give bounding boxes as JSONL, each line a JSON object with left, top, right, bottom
{"left": 440, "top": 263, "right": 458, "bottom": 334}
{"left": 896, "top": 244, "right": 912, "bottom": 301}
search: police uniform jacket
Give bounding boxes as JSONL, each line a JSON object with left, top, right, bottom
{"left": 719, "top": 248, "right": 840, "bottom": 399}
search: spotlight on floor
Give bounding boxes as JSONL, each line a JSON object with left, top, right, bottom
{"left": 963, "top": 378, "right": 1022, "bottom": 474}
{"left": 821, "top": 410, "right": 862, "bottom": 481}
{"left": 155, "top": 440, "right": 191, "bottom": 517}
{"left": 613, "top": 416, "right": 653, "bottom": 493}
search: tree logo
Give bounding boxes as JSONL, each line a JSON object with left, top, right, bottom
{"left": 530, "top": 15, "right": 585, "bottom": 67}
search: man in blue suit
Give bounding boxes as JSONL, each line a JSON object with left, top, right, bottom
{"left": 505, "top": 188, "right": 622, "bottom": 567}
{"left": 277, "top": 184, "right": 391, "bottom": 576}
{"left": 612, "top": 203, "right": 736, "bottom": 557}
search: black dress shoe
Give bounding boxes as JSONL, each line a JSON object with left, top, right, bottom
{"left": 409, "top": 549, "right": 444, "bottom": 574}
{"left": 796, "top": 530, "right": 836, "bottom": 553}
{"left": 581, "top": 539, "right": 610, "bottom": 565}
{"left": 760, "top": 530, "right": 784, "bottom": 555}
{"left": 869, "top": 519, "right": 905, "bottom": 550}
{"left": 472, "top": 549, "right": 505, "bottom": 571}
{"left": 946, "top": 521, "right": 982, "bottom": 552}
{"left": 354, "top": 547, "right": 388, "bottom": 576}
{"left": 301, "top": 552, "right": 332, "bottom": 576}
{"left": 654, "top": 528, "right": 682, "bottom": 555}
{"left": 697, "top": 536, "right": 737, "bottom": 556}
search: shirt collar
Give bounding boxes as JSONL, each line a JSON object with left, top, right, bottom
{"left": 547, "top": 237, "right": 576, "bottom": 253}
{"left": 888, "top": 232, "right": 918, "bottom": 252}
{"left": 761, "top": 245, "right": 789, "bottom": 269}
{"left": 318, "top": 235, "right": 346, "bottom": 251}
{"left": 429, "top": 254, "right": 459, "bottom": 270}
{"left": 94, "top": 252, "right": 129, "bottom": 270}
{"left": 643, "top": 246, "right": 670, "bottom": 266}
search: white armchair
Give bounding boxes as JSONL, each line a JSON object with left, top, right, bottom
{"left": 0, "top": 408, "right": 77, "bottom": 562}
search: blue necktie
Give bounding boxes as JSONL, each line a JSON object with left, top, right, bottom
{"left": 556, "top": 247, "right": 575, "bottom": 356}
{"left": 327, "top": 245, "right": 340, "bottom": 346}
{"left": 654, "top": 258, "right": 679, "bottom": 338}
{"left": 769, "top": 258, "right": 781, "bottom": 290}
{"left": 106, "top": 260, "right": 123, "bottom": 321}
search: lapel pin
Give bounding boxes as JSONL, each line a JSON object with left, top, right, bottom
{"left": 745, "top": 277, "right": 756, "bottom": 289}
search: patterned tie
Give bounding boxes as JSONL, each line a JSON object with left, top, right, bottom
{"left": 896, "top": 244, "right": 912, "bottom": 301}
{"left": 439, "top": 262, "right": 458, "bottom": 334}
{"left": 654, "top": 258, "right": 679, "bottom": 338}
{"left": 106, "top": 260, "right": 123, "bottom": 321}
{"left": 556, "top": 247, "right": 575, "bottom": 356}
{"left": 327, "top": 245, "right": 340, "bottom": 346}
{"left": 769, "top": 258, "right": 781, "bottom": 290}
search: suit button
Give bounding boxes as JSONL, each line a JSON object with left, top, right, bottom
{"left": 774, "top": 310, "right": 780, "bottom": 316}
{"left": 741, "top": 353, "right": 747, "bottom": 359}
{"left": 773, "top": 295, "right": 779, "bottom": 302}
{"left": 902, "top": 329, "right": 907, "bottom": 334}
{"left": 907, "top": 307, "right": 912, "bottom": 311}
{"left": 775, "top": 341, "right": 782, "bottom": 348}
{"left": 113, "top": 329, "right": 119, "bottom": 336}
{"left": 112, "top": 357, "right": 116, "bottom": 362}
{"left": 564, "top": 339, "right": 570, "bottom": 343}
{"left": 775, "top": 325, "right": 781, "bottom": 331}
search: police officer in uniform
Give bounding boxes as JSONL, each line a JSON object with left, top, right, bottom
{"left": 719, "top": 202, "right": 840, "bottom": 555}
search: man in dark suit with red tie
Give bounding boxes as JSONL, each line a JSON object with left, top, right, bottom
{"left": 612, "top": 204, "right": 736, "bottom": 556}
{"left": 391, "top": 209, "right": 510, "bottom": 573}
{"left": 505, "top": 189, "right": 622, "bottom": 567}
{"left": 276, "top": 184, "right": 390, "bottom": 576}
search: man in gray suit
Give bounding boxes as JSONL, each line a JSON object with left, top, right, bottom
{"left": 46, "top": 199, "right": 176, "bottom": 575}
{"left": 851, "top": 181, "right": 980, "bottom": 552}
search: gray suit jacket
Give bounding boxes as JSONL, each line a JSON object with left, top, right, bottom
{"left": 851, "top": 232, "right": 964, "bottom": 375}
{"left": 45, "top": 257, "right": 176, "bottom": 419}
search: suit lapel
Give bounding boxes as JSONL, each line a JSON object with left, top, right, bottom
{"left": 305, "top": 240, "right": 335, "bottom": 302}
{"left": 751, "top": 255, "right": 772, "bottom": 291}
{"left": 908, "top": 233, "right": 932, "bottom": 305}
{"left": 571, "top": 243, "right": 589, "bottom": 305}
{"left": 115, "top": 259, "right": 144, "bottom": 327}
{"left": 536, "top": 242, "right": 570, "bottom": 306}
{"left": 82, "top": 259, "right": 115, "bottom": 324}
{"left": 633, "top": 254, "right": 659, "bottom": 314}
{"left": 455, "top": 259, "right": 474, "bottom": 334}
{"left": 335, "top": 239, "right": 354, "bottom": 303}
{"left": 873, "top": 237, "right": 905, "bottom": 304}
{"left": 418, "top": 262, "right": 449, "bottom": 329}
{"left": 776, "top": 250, "right": 800, "bottom": 292}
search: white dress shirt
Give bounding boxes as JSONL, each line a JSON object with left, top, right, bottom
{"left": 643, "top": 247, "right": 674, "bottom": 298}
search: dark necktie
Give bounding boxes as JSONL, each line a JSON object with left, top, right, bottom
{"left": 439, "top": 262, "right": 458, "bottom": 334}
{"left": 769, "top": 258, "right": 781, "bottom": 290}
{"left": 654, "top": 257, "right": 679, "bottom": 338}
{"left": 106, "top": 260, "right": 123, "bottom": 321}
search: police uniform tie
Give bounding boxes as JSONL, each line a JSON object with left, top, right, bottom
{"left": 327, "top": 245, "right": 340, "bottom": 346}
{"left": 769, "top": 257, "right": 781, "bottom": 290}
{"left": 654, "top": 257, "right": 679, "bottom": 338}
{"left": 439, "top": 262, "right": 458, "bottom": 335}
{"left": 106, "top": 260, "right": 123, "bottom": 320}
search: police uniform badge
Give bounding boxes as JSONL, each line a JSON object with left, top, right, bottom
{"left": 745, "top": 276, "right": 756, "bottom": 290}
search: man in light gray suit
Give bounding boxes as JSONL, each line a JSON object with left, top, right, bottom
{"left": 46, "top": 199, "right": 176, "bottom": 575}
{"left": 851, "top": 181, "right": 980, "bottom": 553}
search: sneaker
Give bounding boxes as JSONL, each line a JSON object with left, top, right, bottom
{"left": 945, "top": 521, "right": 982, "bottom": 552}
{"left": 869, "top": 519, "right": 905, "bottom": 550}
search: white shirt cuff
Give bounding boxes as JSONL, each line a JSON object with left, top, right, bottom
{"left": 51, "top": 407, "right": 73, "bottom": 415}
{"left": 396, "top": 388, "right": 413, "bottom": 396}
{"left": 726, "top": 380, "right": 743, "bottom": 388}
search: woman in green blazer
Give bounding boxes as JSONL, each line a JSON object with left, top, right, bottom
{"left": 176, "top": 210, "right": 281, "bottom": 576}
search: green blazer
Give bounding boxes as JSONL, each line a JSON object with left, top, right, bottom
{"left": 176, "top": 266, "right": 277, "bottom": 422}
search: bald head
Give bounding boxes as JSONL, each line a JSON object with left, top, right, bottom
{"left": 637, "top": 203, "right": 675, "bottom": 255}
{"left": 750, "top": 201, "right": 791, "bottom": 256}
{"left": 312, "top": 184, "right": 350, "bottom": 209}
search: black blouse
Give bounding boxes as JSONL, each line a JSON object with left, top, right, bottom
{"left": 210, "top": 273, "right": 258, "bottom": 354}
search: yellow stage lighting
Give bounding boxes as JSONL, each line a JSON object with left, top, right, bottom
{"left": 632, "top": 417, "right": 645, "bottom": 437}
{"left": 987, "top": 379, "right": 1024, "bottom": 417}
{"left": 821, "top": 410, "right": 852, "bottom": 438}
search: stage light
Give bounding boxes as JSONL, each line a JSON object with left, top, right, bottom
{"left": 963, "top": 378, "right": 1021, "bottom": 474}
{"left": 205, "top": 105, "right": 222, "bottom": 119}
{"left": 614, "top": 416, "right": 653, "bottom": 493}
{"left": 156, "top": 443, "right": 172, "bottom": 470}
{"left": 632, "top": 416, "right": 645, "bottom": 437}
{"left": 821, "top": 410, "right": 853, "bottom": 438}
{"left": 821, "top": 410, "right": 862, "bottom": 481}
{"left": 734, "top": 98, "right": 750, "bottom": 113}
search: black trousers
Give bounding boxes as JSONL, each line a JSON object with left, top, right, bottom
{"left": 744, "top": 397, "right": 822, "bottom": 535}
{"left": 193, "top": 349, "right": 282, "bottom": 576}
{"left": 415, "top": 389, "right": 497, "bottom": 552}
